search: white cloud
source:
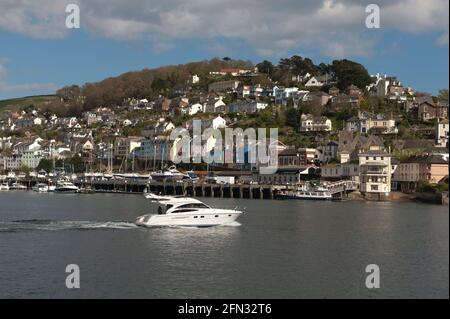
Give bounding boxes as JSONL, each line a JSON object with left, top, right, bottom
{"left": 0, "top": 0, "right": 448, "bottom": 57}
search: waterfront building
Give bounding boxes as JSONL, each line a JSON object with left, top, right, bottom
{"left": 114, "top": 137, "right": 142, "bottom": 158}
{"left": 20, "top": 150, "right": 44, "bottom": 170}
{"left": 321, "top": 162, "right": 360, "bottom": 182}
{"left": 337, "top": 132, "right": 384, "bottom": 163}
{"left": 392, "top": 153, "right": 448, "bottom": 192}
{"left": 0, "top": 154, "right": 22, "bottom": 171}
{"left": 358, "top": 146, "right": 392, "bottom": 196}
{"left": 134, "top": 137, "right": 171, "bottom": 163}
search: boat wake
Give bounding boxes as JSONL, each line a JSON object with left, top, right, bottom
{"left": 0, "top": 219, "right": 138, "bottom": 232}
{"left": 220, "top": 221, "right": 241, "bottom": 227}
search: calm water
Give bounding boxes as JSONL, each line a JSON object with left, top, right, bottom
{"left": 0, "top": 191, "right": 448, "bottom": 298}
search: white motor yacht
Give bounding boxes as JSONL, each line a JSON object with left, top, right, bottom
{"left": 54, "top": 181, "right": 79, "bottom": 193}
{"left": 136, "top": 197, "right": 242, "bottom": 227}
{"left": 143, "top": 192, "right": 199, "bottom": 202}
{"left": 33, "top": 183, "right": 50, "bottom": 193}
{"left": 10, "top": 183, "right": 27, "bottom": 191}
{"left": 150, "top": 166, "right": 188, "bottom": 182}
{"left": 0, "top": 183, "right": 10, "bottom": 191}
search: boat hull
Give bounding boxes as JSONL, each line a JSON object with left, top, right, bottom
{"left": 54, "top": 188, "right": 79, "bottom": 193}
{"left": 136, "top": 211, "right": 241, "bottom": 227}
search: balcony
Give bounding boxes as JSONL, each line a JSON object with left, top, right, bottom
{"left": 361, "top": 169, "right": 389, "bottom": 175}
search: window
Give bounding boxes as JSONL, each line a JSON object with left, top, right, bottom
{"left": 171, "top": 209, "right": 198, "bottom": 213}
{"left": 371, "top": 185, "right": 379, "bottom": 191}
{"left": 178, "top": 203, "right": 209, "bottom": 209}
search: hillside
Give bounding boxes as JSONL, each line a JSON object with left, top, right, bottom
{"left": 0, "top": 95, "right": 57, "bottom": 115}
{"left": 54, "top": 56, "right": 371, "bottom": 114}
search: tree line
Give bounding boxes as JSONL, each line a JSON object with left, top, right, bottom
{"left": 46, "top": 56, "right": 372, "bottom": 117}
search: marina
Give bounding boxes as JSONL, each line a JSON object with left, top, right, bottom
{"left": 0, "top": 172, "right": 362, "bottom": 200}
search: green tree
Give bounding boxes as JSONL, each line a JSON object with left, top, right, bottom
{"left": 69, "top": 155, "right": 85, "bottom": 173}
{"left": 331, "top": 59, "right": 371, "bottom": 90}
{"left": 256, "top": 60, "right": 275, "bottom": 75}
{"left": 438, "top": 88, "right": 449, "bottom": 102}
{"left": 285, "top": 107, "right": 300, "bottom": 130}
{"left": 36, "top": 159, "right": 53, "bottom": 172}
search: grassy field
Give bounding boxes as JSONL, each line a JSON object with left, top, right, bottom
{"left": 0, "top": 95, "right": 57, "bottom": 115}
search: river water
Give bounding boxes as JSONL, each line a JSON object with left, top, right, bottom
{"left": 0, "top": 192, "right": 448, "bottom": 298}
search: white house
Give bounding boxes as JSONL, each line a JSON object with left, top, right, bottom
{"left": 358, "top": 146, "right": 392, "bottom": 196}
{"left": 122, "top": 119, "right": 132, "bottom": 126}
{"left": 155, "top": 121, "right": 175, "bottom": 134}
{"left": 66, "top": 117, "right": 79, "bottom": 129}
{"left": 189, "top": 103, "right": 203, "bottom": 115}
{"left": 304, "top": 76, "right": 324, "bottom": 88}
{"left": 191, "top": 74, "right": 200, "bottom": 84}
{"left": 436, "top": 119, "right": 449, "bottom": 147}
{"left": 204, "top": 96, "right": 226, "bottom": 113}
{"left": 300, "top": 114, "right": 332, "bottom": 132}
{"left": 274, "top": 87, "right": 299, "bottom": 104}
{"left": 211, "top": 116, "right": 227, "bottom": 129}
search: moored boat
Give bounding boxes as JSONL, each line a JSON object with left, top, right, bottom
{"left": 54, "top": 181, "right": 79, "bottom": 193}
{"left": 10, "top": 183, "right": 27, "bottom": 191}
{"left": 276, "top": 183, "right": 332, "bottom": 200}
{"left": 33, "top": 183, "right": 50, "bottom": 193}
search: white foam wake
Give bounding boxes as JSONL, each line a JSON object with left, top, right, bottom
{"left": 0, "top": 220, "right": 138, "bottom": 232}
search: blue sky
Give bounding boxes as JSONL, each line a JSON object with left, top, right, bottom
{"left": 0, "top": 0, "right": 448, "bottom": 100}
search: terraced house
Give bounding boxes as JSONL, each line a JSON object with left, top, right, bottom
{"left": 393, "top": 153, "right": 449, "bottom": 192}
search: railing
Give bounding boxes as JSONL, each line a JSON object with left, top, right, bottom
{"left": 325, "top": 180, "right": 359, "bottom": 194}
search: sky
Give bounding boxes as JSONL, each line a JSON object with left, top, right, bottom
{"left": 0, "top": 0, "right": 448, "bottom": 100}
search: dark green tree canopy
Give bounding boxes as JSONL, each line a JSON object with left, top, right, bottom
{"left": 330, "top": 59, "right": 371, "bottom": 90}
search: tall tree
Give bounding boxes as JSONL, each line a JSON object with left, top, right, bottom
{"left": 331, "top": 59, "right": 371, "bottom": 90}
{"left": 256, "top": 60, "right": 275, "bottom": 75}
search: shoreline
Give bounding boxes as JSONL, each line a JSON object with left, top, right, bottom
{"left": 1, "top": 189, "right": 447, "bottom": 206}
